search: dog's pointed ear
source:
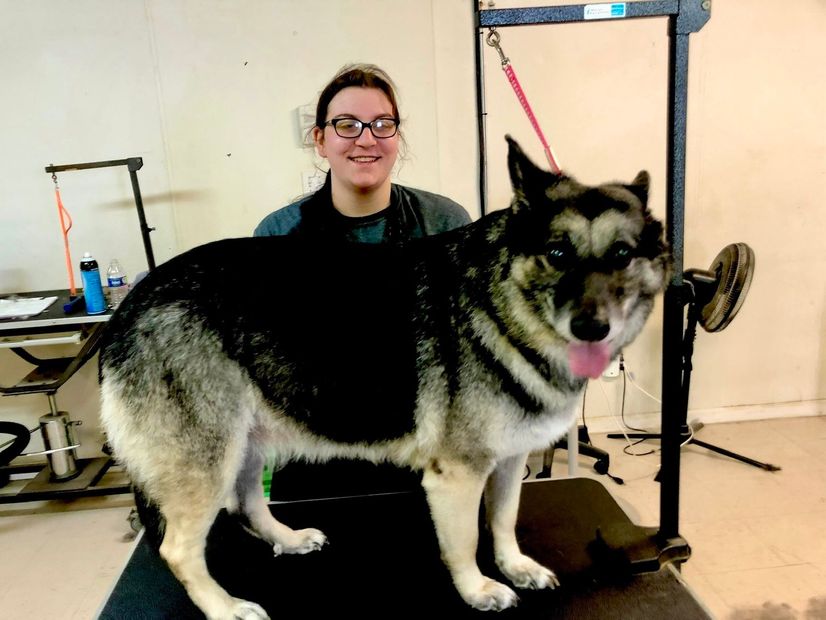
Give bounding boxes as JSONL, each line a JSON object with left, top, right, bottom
{"left": 505, "top": 134, "right": 570, "bottom": 211}
{"left": 505, "top": 134, "right": 540, "bottom": 195}
{"left": 506, "top": 135, "right": 561, "bottom": 209}
{"left": 626, "top": 171, "right": 650, "bottom": 205}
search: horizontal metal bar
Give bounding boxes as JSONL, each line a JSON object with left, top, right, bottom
{"left": 479, "top": 1, "right": 679, "bottom": 26}
{"left": 45, "top": 157, "right": 143, "bottom": 173}
{"left": 23, "top": 443, "right": 80, "bottom": 457}
{"left": 0, "top": 333, "right": 82, "bottom": 349}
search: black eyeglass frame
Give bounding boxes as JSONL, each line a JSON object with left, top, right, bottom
{"left": 323, "top": 117, "right": 401, "bottom": 139}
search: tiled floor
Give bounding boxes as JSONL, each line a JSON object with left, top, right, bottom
{"left": 574, "top": 416, "right": 826, "bottom": 620}
{"left": 0, "top": 416, "right": 825, "bottom": 619}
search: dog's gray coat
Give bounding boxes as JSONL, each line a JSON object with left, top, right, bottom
{"left": 99, "top": 137, "right": 669, "bottom": 619}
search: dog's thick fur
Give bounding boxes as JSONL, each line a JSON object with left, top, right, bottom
{"left": 99, "top": 137, "right": 669, "bottom": 619}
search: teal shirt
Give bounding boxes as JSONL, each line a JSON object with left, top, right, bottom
{"left": 254, "top": 182, "right": 471, "bottom": 242}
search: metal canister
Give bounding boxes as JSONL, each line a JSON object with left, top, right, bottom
{"left": 39, "top": 412, "right": 80, "bottom": 480}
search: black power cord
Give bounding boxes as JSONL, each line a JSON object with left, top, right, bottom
{"left": 0, "top": 422, "right": 32, "bottom": 488}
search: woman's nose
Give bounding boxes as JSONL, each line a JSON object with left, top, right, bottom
{"left": 355, "top": 126, "right": 377, "bottom": 146}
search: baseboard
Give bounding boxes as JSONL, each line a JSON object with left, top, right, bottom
{"left": 583, "top": 399, "right": 826, "bottom": 435}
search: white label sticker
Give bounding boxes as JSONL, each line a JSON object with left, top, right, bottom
{"left": 584, "top": 3, "right": 627, "bottom": 20}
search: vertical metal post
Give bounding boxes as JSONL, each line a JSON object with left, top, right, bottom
{"left": 474, "top": 3, "right": 489, "bottom": 217}
{"left": 659, "top": 16, "right": 690, "bottom": 541}
{"left": 127, "top": 158, "right": 157, "bottom": 270}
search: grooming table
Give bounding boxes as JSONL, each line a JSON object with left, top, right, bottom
{"left": 99, "top": 478, "right": 709, "bottom": 618}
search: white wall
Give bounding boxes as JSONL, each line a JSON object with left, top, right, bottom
{"left": 0, "top": 1, "right": 179, "bottom": 293}
{"left": 1, "top": 0, "right": 824, "bottom": 459}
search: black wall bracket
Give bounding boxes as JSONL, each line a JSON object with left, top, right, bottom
{"left": 45, "top": 158, "right": 156, "bottom": 271}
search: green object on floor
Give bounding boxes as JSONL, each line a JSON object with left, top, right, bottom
{"left": 262, "top": 463, "right": 272, "bottom": 498}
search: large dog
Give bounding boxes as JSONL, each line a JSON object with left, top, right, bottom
{"left": 99, "top": 137, "right": 668, "bottom": 619}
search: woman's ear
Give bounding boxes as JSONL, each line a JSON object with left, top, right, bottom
{"left": 313, "top": 126, "right": 327, "bottom": 158}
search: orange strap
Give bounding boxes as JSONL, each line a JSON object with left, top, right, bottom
{"left": 53, "top": 177, "right": 76, "bottom": 295}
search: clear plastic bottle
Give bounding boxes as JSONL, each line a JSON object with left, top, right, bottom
{"left": 80, "top": 252, "right": 107, "bottom": 315}
{"left": 106, "top": 259, "right": 129, "bottom": 309}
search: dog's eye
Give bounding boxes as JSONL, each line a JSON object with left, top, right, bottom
{"left": 607, "top": 242, "right": 634, "bottom": 269}
{"left": 546, "top": 242, "right": 575, "bottom": 267}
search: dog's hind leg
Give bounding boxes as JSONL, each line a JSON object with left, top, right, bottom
{"left": 234, "top": 446, "right": 327, "bottom": 556}
{"left": 159, "top": 487, "right": 270, "bottom": 620}
{"left": 485, "top": 452, "right": 559, "bottom": 591}
{"left": 422, "top": 458, "right": 519, "bottom": 611}
{"left": 154, "top": 425, "right": 271, "bottom": 619}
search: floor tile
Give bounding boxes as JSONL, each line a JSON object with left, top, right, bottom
{"left": 709, "top": 564, "right": 826, "bottom": 618}
{"left": 681, "top": 519, "right": 802, "bottom": 575}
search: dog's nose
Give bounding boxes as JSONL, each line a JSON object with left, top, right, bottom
{"left": 570, "top": 314, "right": 610, "bottom": 342}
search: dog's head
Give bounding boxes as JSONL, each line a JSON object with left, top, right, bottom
{"left": 496, "top": 136, "right": 670, "bottom": 379}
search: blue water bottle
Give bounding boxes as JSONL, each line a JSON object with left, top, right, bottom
{"left": 80, "top": 252, "right": 107, "bottom": 314}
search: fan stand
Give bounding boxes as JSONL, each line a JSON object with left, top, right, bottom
{"left": 609, "top": 243, "right": 781, "bottom": 473}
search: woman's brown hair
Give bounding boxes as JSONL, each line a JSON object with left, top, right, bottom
{"left": 314, "top": 64, "right": 401, "bottom": 129}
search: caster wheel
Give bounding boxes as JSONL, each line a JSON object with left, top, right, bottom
{"left": 128, "top": 508, "right": 143, "bottom": 533}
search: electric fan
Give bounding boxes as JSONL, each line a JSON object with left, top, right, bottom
{"left": 685, "top": 242, "right": 755, "bottom": 333}
{"left": 610, "top": 242, "right": 779, "bottom": 472}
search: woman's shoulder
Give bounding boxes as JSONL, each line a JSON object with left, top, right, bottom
{"left": 394, "top": 184, "right": 472, "bottom": 233}
{"left": 253, "top": 196, "right": 311, "bottom": 237}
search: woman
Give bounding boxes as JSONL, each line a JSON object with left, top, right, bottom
{"left": 254, "top": 63, "right": 470, "bottom": 243}
{"left": 256, "top": 64, "right": 471, "bottom": 501}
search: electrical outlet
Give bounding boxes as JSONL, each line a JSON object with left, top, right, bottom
{"left": 295, "top": 104, "right": 316, "bottom": 147}
{"left": 301, "top": 170, "right": 325, "bottom": 195}
{"left": 602, "top": 357, "right": 621, "bottom": 378}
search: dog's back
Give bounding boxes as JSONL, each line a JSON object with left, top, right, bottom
{"left": 100, "top": 233, "right": 465, "bottom": 450}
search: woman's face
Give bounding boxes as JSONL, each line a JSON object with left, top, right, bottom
{"left": 313, "top": 86, "right": 399, "bottom": 197}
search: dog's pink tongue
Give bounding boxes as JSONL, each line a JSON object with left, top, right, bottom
{"left": 567, "top": 342, "right": 612, "bottom": 379}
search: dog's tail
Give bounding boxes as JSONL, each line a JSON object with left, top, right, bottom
{"left": 133, "top": 485, "right": 166, "bottom": 547}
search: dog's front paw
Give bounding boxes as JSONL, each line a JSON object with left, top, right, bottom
{"left": 498, "top": 554, "right": 560, "bottom": 590}
{"left": 272, "top": 528, "right": 327, "bottom": 556}
{"left": 228, "top": 597, "right": 269, "bottom": 619}
{"left": 458, "top": 576, "right": 519, "bottom": 611}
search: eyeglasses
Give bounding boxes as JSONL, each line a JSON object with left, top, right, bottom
{"left": 324, "top": 117, "right": 400, "bottom": 139}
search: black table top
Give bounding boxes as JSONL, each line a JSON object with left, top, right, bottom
{"left": 99, "top": 478, "right": 710, "bottom": 619}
